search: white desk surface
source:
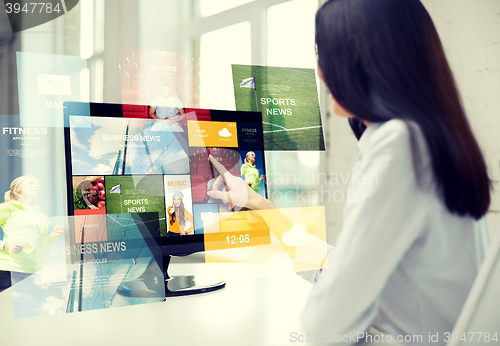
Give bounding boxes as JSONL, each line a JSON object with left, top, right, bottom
{"left": 0, "top": 239, "right": 401, "bottom": 346}
{"left": 0, "top": 260, "right": 314, "bottom": 346}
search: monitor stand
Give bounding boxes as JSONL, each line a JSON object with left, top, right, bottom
{"left": 116, "top": 256, "right": 225, "bottom": 299}
{"left": 162, "top": 255, "right": 226, "bottom": 297}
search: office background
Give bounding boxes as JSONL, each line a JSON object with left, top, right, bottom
{"left": 0, "top": 0, "right": 499, "bottom": 250}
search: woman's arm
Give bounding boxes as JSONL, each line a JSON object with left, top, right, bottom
{"left": 208, "top": 156, "right": 304, "bottom": 259}
{"left": 184, "top": 209, "right": 194, "bottom": 234}
{"left": 208, "top": 156, "right": 267, "bottom": 210}
{"left": 46, "top": 224, "right": 63, "bottom": 245}
{"left": 0, "top": 203, "right": 24, "bottom": 253}
{"left": 0, "top": 203, "right": 9, "bottom": 250}
{"left": 240, "top": 163, "right": 248, "bottom": 177}
{"left": 301, "top": 120, "right": 430, "bottom": 341}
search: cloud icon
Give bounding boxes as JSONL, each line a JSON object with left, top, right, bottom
{"left": 218, "top": 128, "right": 232, "bottom": 137}
{"left": 282, "top": 223, "right": 313, "bottom": 246}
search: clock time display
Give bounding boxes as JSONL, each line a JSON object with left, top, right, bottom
{"left": 225, "top": 234, "right": 250, "bottom": 245}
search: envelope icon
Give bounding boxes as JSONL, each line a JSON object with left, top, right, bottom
{"left": 38, "top": 74, "right": 72, "bottom": 96}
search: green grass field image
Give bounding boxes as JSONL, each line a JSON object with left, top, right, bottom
{"left": 232, "top": 64, "right": 325, "bottom": 151}
{"left": 104, "top": 175, "right": 167, "bottom": 236}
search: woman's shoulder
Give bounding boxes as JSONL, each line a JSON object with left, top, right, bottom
{"left": 360, "top": 119, "right": 433, "bottom": 188}
{"left": 0, "top": 201, "right": 16, "bottom": 218}
{"left": 365, "top": 119, "right": 415, "bottom": 146}
{"left": 362, "top": 119, "right": 428, "bottom": 159}
{"left": 0, "top": 200, "right": 19, "bottom": 210}
{"left": 0, "top": 201, "right": 11, "bottom": 211}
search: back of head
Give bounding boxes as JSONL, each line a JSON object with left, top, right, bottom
{"left": 316, "top": 0, "right": 491, "bottom": 219}
{"left": 316, "top": 0, "right": 448, "bottom": 119}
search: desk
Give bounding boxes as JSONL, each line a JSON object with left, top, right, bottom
{"left": 0, "top": 254, "right": 402, "bottom": 346}
{"left": 0, "top": 260, "right": 314, "bottom": 346}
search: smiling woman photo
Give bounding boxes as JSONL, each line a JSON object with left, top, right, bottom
{"left": 167, "top": 190, "right": 194, "bottom": 236}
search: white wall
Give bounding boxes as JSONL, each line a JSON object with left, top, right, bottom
{"left": 322, "top": 0, "right": 500, "bottom": 242}
{"left": 426, "top": 0, "right": 500, "bottom": 236}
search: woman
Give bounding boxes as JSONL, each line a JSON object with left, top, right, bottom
{"left": 167, "top": 191, "right": 193, "bottom": 236}
{"left": 207, "top": 0, "right": 492, "bottom": 344}
{"left": 241, "top": 151, "right": 264, "bottom": 193}
{"left": 0, "top": 176, "right": 63, "bottom": 292}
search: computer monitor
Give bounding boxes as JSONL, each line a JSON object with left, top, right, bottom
{"left": 63, "top": 102, "right": 270, "bottom": 297}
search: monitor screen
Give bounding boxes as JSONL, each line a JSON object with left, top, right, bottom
{"left": 63, "top": 103, "right": 271, "bottom": 259}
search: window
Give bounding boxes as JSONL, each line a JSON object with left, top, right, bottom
{"left": 194, "top": 0, "right": 255, "bottom": 18}
{"left": 199, "top": 21, "right": 252, "bottom": 110}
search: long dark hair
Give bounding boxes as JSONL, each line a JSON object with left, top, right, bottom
{"left": 170, "top": 198, "right": 186, "bottom": 226}
{"left": 316, "top": 0, "right": 490, "bottom": 219}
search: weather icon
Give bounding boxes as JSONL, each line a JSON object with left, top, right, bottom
{"left": 218, "top": 128, "right": 232, "bottom": 137}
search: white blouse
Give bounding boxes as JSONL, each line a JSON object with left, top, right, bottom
{"left": 301, "top": 119, "right": 490, "bottom": 345}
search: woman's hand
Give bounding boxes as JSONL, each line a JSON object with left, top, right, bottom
{"left": 260, "top": 175, "right": 264, "bottom": 181}
{"left": 180, "top": 231, "right": 187, "bottom": 236}
{"left": 208, "top": 155, "right": 272, "bottom": 210}
{"left": 51, "top": 224, "right": 64, "bottom": 237}
{"left": 3, "top": 241, "right": 25, "bottom": 254}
